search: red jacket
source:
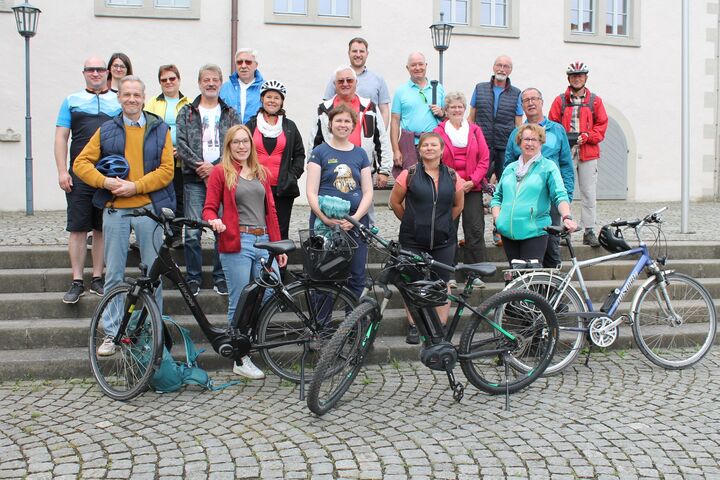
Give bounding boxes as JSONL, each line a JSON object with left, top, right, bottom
{"left": 202, "top": 164, "right": 281, "bottom": 253}
{"left": 548, "top": 86, "right": 608, "bottom": 162}
{"left": 434, "top": 120, "right": 490, "bottom": 191}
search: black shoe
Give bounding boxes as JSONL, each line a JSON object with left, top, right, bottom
{"left": 583, "top": 230, "right": 600, "bottom": 248}
{"left": 406, "top": 325, "right": 420, "bottom": 345}
{"left": 89, "top": 277, "right": 104, "bottom": 296}
{"left": 63, "top": 281, "right": 85, "bottom": 304}
{"left": 213, "top": 280, "right": 228, "bottom": 296}
{"left": 187, "top": 279, "right": 200, "bottom": 296}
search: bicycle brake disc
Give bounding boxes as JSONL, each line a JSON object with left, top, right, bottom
{"left": 589, "top": 316, "right": 618, "bottom": 348}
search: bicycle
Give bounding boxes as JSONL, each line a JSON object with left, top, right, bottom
{"left": 306, "top": 215, "right": 559, "bottom": 416}
{"left": 504, "top": 207, "right": 717, "bottom": 375}
{"left": 89, "top": 207, "right": 357, "bottom": 401}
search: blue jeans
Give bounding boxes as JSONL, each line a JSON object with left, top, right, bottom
{"left": 102, "top": 205, "right": 163, "bottom": 335}
{"left": 184, "top": 182, "right": 224, "bottom": 284}
{"left": 219, "top": 233, "right": 278, "bottom": 325}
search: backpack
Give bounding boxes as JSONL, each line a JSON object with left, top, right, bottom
{"left": 130, "top": 314, "right": 239, "bottom": 393}
{"left": 557, "top": 92, "right": 596, "bottom": 120}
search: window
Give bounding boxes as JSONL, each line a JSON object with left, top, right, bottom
{"left": 0, "top": 0, "right": 12, "bottom": 13}
{"left": 435, "top": 0, "right": 518, "bottom": 38}
{"left": 94, "top": 0, "right": 200, "bottom": 19}
{"left": 265, "top": 0, "right": 359, "bottom": 27}
{"left": 565, "top": 0, "right": 640, "bottom": 47}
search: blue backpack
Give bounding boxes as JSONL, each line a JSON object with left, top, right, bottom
{"left": 130, "top": 314, "right": 239, "bottom": 393}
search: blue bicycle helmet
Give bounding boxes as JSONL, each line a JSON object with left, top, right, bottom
{"left": 96, "top": 155, "right": 130, "bottom": 179}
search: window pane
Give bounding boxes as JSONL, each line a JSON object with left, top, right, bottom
{"left": 107, "top": 0, "right": 143, "bottom": 5}
{"left": 335, "top": 0, "right": 349, "bottom": 16}
{"left": 318, "top": 0, "right": 331, "bottom": 14}
{"left": 480, "top": 1, "right": 491, "bottom": 25}
{"left": 274, "top": 0, "right": 306, "bottom": 14}
{"left": 440, "top": 0, "right": 452, "bottom": 21}
{"left": 155, "top": 0, "right": 191, "bottom": 7}
{"left": 571, "top": 8, "right": 580, "bottom": 31}
{"left": 319, "top": 0, "right": 349, "bottom": 16}
{"left": 495, "top": 2, "right": 506, "bottom": 26}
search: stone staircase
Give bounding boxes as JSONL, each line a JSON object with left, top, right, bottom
{"left": 1, "top": 242, "right": 719, "bottom": 380}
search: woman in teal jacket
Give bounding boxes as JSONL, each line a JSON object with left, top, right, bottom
{"left": 490, "top": 124, "right": 577, "bottom": 265}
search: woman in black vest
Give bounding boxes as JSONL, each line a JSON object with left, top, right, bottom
{"left": 389, "top": 132, "right": 465, "bottom": 344}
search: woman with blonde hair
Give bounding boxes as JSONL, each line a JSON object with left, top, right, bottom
{"left": 203, "top": 124, "right": 287, "bottom": 379}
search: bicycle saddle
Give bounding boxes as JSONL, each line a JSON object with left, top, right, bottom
{"left": 455, "top": 263, "right": 496, "bottom": 278}
{"left": 255, "top": 239, "right": 297, "bottom": 254}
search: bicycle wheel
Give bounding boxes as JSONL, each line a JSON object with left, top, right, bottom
{"left": 632, "top": 272, "right": 717, "bottom": 369}
{"left": 505, "top": 272, "right": 586, "bottom": 375}
{"left": 88, "top": 284, "right": 163, "bottom": 401}
{"left": 306, "top": 301, "right": 375, "bottom": 416}
{"left": 257, "top": 282, "right": 357, "bottom": 383}
{"left": 459, "top": 289, "right": 558, "bottom": 395}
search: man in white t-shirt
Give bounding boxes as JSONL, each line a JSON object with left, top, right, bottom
{"left": 177, "top": 64, "right": 241, "bottom": 296}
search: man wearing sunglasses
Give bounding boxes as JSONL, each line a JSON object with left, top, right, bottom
{"left": 54, "top": 56, "right": 121, "bottom": 304}
{"left": 220, "top": 48, "right": 264, "bottom": 124}
{"left": 146, "top": 64, "right": 191, "bottom": 247}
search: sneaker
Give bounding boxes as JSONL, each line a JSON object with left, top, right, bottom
{"left": 97, "top": 337, "right": 116, "bottom": 356}
{"left": 89, "top": 277, "right": 104, "bottom": 296}
{"left": 406, "top": 325, "right": 420, "bottom": 345}
{"left": 213, "top": 280, "right": 228, "bottom": 296}
{"left": 472, "top": 278, "right": 486, "bottom": 289}
{"left": 447, "top": 279, "right": 458, "bottom": 289}
{"left": 63, "top": 281, "right": 85, "bottom": 304}
{"left": 186, "top": 279, "right": 200, "bottom": 296}
{"left": 233, "top": 356, "right": 265, "bottom": 379}
{"left": 583, "top": 230, "right": 601, "bottom": 248}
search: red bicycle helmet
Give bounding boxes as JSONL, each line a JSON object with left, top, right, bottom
{"left": 566, "top": 61, "right": 589, "bottom": 75}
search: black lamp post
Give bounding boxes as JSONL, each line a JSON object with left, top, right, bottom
{"left": 12, "top": 1, "right": 41, "bottom": 216}
{"left": 429, "top": 12, "right": 454, "bottom": 84}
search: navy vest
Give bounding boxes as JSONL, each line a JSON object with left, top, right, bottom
{"left": 473, "top": 77, "right": 521, "bottom": 150}
{"left": 93, "top": 112, "right": 175, "bottom": 214}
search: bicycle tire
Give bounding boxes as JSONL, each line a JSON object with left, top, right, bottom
{"left": 505, "top": 272, "right": 586, "bottom": 375}
{"left": 632, "top": 272, "right": 717, "bottom": 369}
{"left": 306, "top": 301, "right": 375, "bottom": 416}
{"left": 459, "top": 289, "right": 558, "bottom": 395}
{"left": 257, "top": 282, "right": 357, "bottom": 383}
{"left": 88, "top": 284, "right": 163, "bottom": 401}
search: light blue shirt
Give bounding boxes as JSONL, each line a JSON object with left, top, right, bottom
{"left": 391, "top": 79, "right": 445, "bottom": 134}
{"left": 123, "top": 113, "right": 146, "bottom": 127}
{"left": 164, "top": 97, "right": 180, "bottom": 145}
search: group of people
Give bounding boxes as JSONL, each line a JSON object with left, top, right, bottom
{"left": 55, "top": 38, "right": 608, "bottom": 366}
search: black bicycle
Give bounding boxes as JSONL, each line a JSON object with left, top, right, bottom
{"left": 89, "top": 207, "right": 357, "bottom": 401}
{"left": 306, "top": 215, "right": 559, "bottom": 416}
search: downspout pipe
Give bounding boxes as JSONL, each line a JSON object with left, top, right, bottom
{"left": 230, "top": 0, "right": 238, "bottom": 75}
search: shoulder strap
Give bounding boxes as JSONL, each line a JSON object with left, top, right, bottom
{"left": 406, "top": 163, "right": 418, "bottom": 190}
{"left": 560, "top": 93, "right": 596, "bottom": 116}
{"left": 162, "top": 315, "right": 202, "bottom": 366}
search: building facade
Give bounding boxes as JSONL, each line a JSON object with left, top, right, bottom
{"left": 0, "top": 0, "right": 718, "bottom": 210}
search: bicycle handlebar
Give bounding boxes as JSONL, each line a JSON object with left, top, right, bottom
{"left": 124, "top": 207, "right": 212, "bottom": 231}
{"left": 609, "top": 206, "right": 667, "bottom": 229}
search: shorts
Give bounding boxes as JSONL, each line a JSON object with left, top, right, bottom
{"left": 402, "top": 242, "right": 456, "bottom": 282}
{"left": 66, "top": 172, "right": 103, "bottom": 232}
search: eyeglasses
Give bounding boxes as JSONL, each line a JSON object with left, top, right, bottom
{"left": 111, "top": 64, "right": 127, "bottom": 71}
{"left": 336, "top": 78, "right": 355, "bottom": 85}
{"left": 494, "top": 63, "right": 512, "bottom": 69}
{"left": 160, "top": 76, "right": 178, "bottom": 83}
{"left": 521, "top": 137, "right": 540, "bottom": 143}
{"left": 522, "top": 96, "right": 542, "bottom": 104}
{"left": 230, "top": 138, "right": 251, "bottom": 146}
{"left": 236, "top": 59, "right": 254, "bottom": 66}
{"left": 83, "top": 67, "right": 107, "bottom": 73}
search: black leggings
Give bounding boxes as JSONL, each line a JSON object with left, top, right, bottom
{"left": 501, "top": 235, "right": 548, "bottom": 267}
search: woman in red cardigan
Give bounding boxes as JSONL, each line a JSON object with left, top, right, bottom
{"left": 434, "top": 91, "right": 490, "bottom": 288}
{"left": 203, "top": 124, "right": 287, "bottom": 379}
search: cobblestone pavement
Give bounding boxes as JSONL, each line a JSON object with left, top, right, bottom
{"left": 1, "top": 350, "right": 719, "bottom": 479}
{"left": 0, "top": 201, "right": 718, "bottom": 246}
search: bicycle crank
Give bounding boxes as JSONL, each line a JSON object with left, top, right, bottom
{"left": 589, "top": 316, "right": 618, "bottom": 347}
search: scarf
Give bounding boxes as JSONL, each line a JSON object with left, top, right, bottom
{"left": 257, "top": 113, "right": 283, "bottom": 138}
{"left": 515, "top": 152, "right": 542, "bottom": 181}
{"left": 444, "top": 119, "right": 469, "bottom": 148}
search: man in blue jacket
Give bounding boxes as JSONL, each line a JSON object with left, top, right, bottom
{"left": 219, "top": 48, "right": 264, "bottom": 124}
{"left": 504, "top": 87, "right": 574, "bottom": 268}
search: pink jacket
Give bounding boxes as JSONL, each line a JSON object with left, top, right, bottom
{"left": 434, "top": 120, "right": 490, "bottom": 191}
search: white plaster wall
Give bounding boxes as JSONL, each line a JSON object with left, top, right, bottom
{"left": 0, "top": 0, "right": 716, "bottom": 211}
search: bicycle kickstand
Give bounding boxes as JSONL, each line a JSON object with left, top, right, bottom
{"left": 298, "top": 342, "right": 309, "bottom": 401}
{"left": 444, "top": 361, "right": 464, "bottom": 402}
{"left": 503, "top": 353, "right": 511, "bottom": 411}
{"left": 584, "top": 343, "right": 593, "bottom": 369}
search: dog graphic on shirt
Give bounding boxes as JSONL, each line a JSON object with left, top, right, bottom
{"left": 333, "top": 164, "right": 357, "bottom": 193}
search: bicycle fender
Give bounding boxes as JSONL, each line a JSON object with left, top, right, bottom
{"left": 629, "top": 271, "right": 675, "bottom": 318}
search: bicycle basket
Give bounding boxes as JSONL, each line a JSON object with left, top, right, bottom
{"left": 299, "top": 228, "right": 358, "bottom": 281}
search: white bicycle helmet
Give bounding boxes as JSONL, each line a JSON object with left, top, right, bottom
{"left": 260, "top": 80, "right": 287, "bottom": 99}
{"left": 566, "top": 61, "right": 589, "bottom": 75}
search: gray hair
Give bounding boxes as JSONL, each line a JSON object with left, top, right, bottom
{"left": 118, "top": 75, "right": 145, "bottom": 93}
{"left": 198, "top": 63, "right": 223, "bottom": 82}
{"left": 235, "top": 47, "right": 258, "bottom": 62}
{"left": 521, "top": 87, "right": 543, "bottom": 100}
{"left": 334, "top": 65, "right": 357, "bottom": 80}
{"left": 444, "top": 91, "right": 467, "bottom": 108}
{"left": 407, "top": 52, "right": 427, "bottom": 65}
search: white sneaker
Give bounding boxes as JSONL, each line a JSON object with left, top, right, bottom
{"left": 97, "top": 337, "right": 116, "bottom": 356}
{"left": 472, "top": 278, "right": 486, "bottom": 289}
{"left": 447, "top": 279, "right": 458, "bottom": 289}
{"left": 233, "top": 356, "right": 265, "bottom": 379}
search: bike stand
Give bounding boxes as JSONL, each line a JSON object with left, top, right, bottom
{"left": 583, "top": 343, "right": 594, "bottom": 369}
{"left": 298, "top": 343, "right": 309, "bottom": 401}
{"left": 503, "top": 353, "right": 511, "bottom": 411}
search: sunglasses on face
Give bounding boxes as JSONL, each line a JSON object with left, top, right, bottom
{"left": 236, "top": 59, "right": 254, "bottom": 66}
{"left": 83, "top": 67, "right": 107, "bottom": 73}
{"left": 336, "top": 78, "right": 355, "bottom": 85}
{"left": 160, "top": 76, "right": 178, "bottom": 83}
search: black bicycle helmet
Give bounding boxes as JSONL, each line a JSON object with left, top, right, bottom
{"left": 301, "top": 228, "right": 357, "bottom": 281}
{"left": 404, "top": 280, "right": 448, "bottom": 307}
{"left": 96, "top": 154, "right": 130, "bottom": 179}
{"left": 598, "top": 225, "right": 631, "bottom": 253}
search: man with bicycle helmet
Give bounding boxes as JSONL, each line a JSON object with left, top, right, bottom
{"left": 549, "top": 61, "right": 608, "bottom": 247}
